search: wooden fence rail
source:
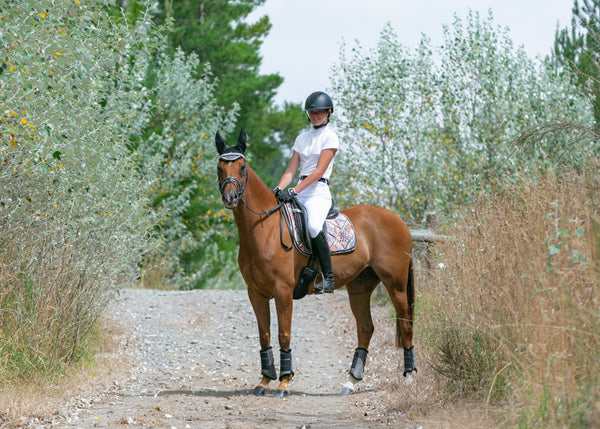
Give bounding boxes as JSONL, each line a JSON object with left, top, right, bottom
{"left": 410, "top": 228, "right": 439, "bottom": 243}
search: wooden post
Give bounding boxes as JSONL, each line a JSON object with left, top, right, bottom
{"left": 426, "top": 212, "right": 437, "bottom": 230}
{"left": 424, "top": 212, "right": 436, "bottom": 269}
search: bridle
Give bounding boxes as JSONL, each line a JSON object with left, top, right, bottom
{"left": 219, "top": 152, "right": 278, "bottom": 215}
{"left": 218, "top": 161, "right": 247, "bottom": 201}
{"left": 218, "top": 152, "right": 292, "bottom": 250}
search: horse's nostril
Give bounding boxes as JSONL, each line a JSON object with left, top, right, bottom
{"left": 223, "top": 192, "right": 237, "bottom": 207}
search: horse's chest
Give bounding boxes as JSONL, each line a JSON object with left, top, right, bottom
{"left": 238, "top": 247, "right": 277, "bottom": 279}
{"left": 238, "top": 242, "right": 289, "bottom": 291}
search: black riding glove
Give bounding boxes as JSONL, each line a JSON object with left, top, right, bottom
{"left": 273, "top": 186, "right": 282, "bottom": 199}
{"left": 276, "top": 188, "right": 296, "bottom": 203}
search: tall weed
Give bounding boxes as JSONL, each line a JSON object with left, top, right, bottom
{"left": 0, "top": 228, "right": 115, "bottom": 380}
{"left": 424, "top": 164, "right": 600, "bottom": 427}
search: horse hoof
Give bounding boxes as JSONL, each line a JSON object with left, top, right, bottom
{"left": 274, "top": 389, "right": 290, "bottom": 398}
{"left": 338, "top": 387, "right": 354, "bottom": 396}
{"left": 253, "top": 386, "right": 267, "bottom": 396}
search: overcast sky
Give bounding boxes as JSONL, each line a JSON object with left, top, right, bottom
{"left": 248, "top": 0, "right": 574, "bottom": 105}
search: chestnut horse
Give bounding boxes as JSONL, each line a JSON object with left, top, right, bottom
{"left": 216, "top": 130, "right": 416, "bottom": 397}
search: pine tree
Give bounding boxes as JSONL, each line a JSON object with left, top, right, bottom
{"left": 552, "top": 0, "right": 600, "bottom": 124}
{"left": 155, "top": 0, "right": 289, "bottom": 180}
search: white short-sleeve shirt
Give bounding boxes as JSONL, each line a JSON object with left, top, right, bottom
{"left": 292, "top": 125, "right": 339, "bottom": 180}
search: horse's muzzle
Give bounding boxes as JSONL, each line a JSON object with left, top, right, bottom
{"left": 222, "top": 190, "right": 238, "bottom": 209}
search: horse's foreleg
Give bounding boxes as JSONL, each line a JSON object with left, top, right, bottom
{"left": 248, "top": 291, "right": 276, "bottom": 395}
{"left": 273, "top": 289, "right": 294, "bottom": 398}
{"left": 273, "top": 348, "right": 293, "bottom": 397}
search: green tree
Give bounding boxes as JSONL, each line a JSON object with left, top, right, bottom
{"left": 552, "top": 0, "right": 600, "bottom": 125}
{"left": 106, "top": 0, "right": 302, "bottom": 287}
{"left": 262, "top": 101, "right": 309, "bottom": 178}
{"left": 155, "top": 0, "right": 288, "bottom": 181}
{"left": 134, "top": 47, "right": 241, "bottom": 289}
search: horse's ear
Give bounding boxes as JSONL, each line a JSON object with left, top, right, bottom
{"left": 215, "top": 131, "right": 227, "bottom": 155}
{"left": 236, "top": 129, "right": 247, "bottom": 154}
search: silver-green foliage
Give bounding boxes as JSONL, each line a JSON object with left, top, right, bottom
{"left": 1, "top": 0, "right": 160, "bottom": 282}
{"left": 0, "top": 0, "right": 159, "bottom": 375}
{"left": 331, "top": 10, "right": 595, "bottom": 224}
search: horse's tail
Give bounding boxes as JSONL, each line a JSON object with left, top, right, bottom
{"left": 407, "top": 257, "right": 415, "bottom": 321}
{"left": 396, "top": 257, "right": 415, "bottom": 348}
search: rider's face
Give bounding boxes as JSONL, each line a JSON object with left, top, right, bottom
{"left": 307, "top": 109, "right": 329, "bottom": 126}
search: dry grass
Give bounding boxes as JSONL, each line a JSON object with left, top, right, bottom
{"left": 0, "top": 225, "right": 117, "bottom": 382}
{"left": 0, "top": 318, "right": 131, "bottom": 427}
{"left": 365, "top": 284, "right": 501, "bottom": 428}
{"left": 420, "top": 164, "right": 600, "bottom": 427}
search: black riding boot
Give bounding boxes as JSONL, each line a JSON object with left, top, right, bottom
{"left": 311, "top": 231, "right": 335, "bottom": 294}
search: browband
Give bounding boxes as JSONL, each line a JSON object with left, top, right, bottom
{"left": 219, "top": 152, "right": 245, "bottom": 162}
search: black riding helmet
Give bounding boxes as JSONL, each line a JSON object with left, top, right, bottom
{"left": 304, "top": 91, "right": 334, "bottom": 113}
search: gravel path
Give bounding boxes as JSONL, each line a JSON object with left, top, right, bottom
{"left": 54, "top": 289, "right": 423, "bottom": 429}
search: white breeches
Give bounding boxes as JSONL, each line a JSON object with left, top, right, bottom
{"left": 295, "top": 181, "right": 331, "bottom": 238}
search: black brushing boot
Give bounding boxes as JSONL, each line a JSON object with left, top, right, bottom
{"left": 311, "top": 230, "right": 335, "bottom": 294}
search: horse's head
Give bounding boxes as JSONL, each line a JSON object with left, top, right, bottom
{"left": 216, "top": 129, "right": 248, "bottom": 209}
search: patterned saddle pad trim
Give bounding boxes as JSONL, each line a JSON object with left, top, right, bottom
{"left": 283, "top": 203, "right": 356, "bottom": 257}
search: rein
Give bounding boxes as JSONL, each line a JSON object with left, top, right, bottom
{"left": 242, "top": 198, "right": 291, "bottom": 251}
{"left": 219, "top": 153, "right": 292, "bottom": 251}
{"left": 240, "top": 196, "right": 284, "bottom": 218}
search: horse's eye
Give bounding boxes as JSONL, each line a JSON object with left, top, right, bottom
{"left": 217, "top": 166, "right": 223, "bottom": 175}
{"left": 240, "top": 164, "right": 247, "bottom": 174}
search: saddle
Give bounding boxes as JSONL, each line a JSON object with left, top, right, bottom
{"left": 282, "top": 198, "right": 355, "bottom": 300}
{"left": 282, "top": 199, "right": 356, "bottom": 257}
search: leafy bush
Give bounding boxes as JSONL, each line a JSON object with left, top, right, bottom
{"left": 330, "top": 9, "right": 599, "bottom": 425}
{"left": 330, "top": 10, "right": 595, "bottom": 224}
{"left": 134, "top": 46, "right": 239, "bottom": 289}
{"left": 0, "top": 0, "right": 158, "bottom": 379}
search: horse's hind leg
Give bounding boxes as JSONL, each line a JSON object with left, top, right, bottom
{"left": 340, "top": 268, "right": 380, "bottom": 395}
{"left": 382, "top": 258, "right": 417, "bottom": 378}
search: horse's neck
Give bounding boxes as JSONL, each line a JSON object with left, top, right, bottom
{"left": 233, "top": 166, "right": 278, "bottom": 241}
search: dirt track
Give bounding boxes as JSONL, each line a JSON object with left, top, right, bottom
{"left": 35, "top": 288, "right": 437, "bottom": 429}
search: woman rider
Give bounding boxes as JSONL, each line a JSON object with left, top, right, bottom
{"left": 274, "top": 91, "right": 339, "bottom": 294}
